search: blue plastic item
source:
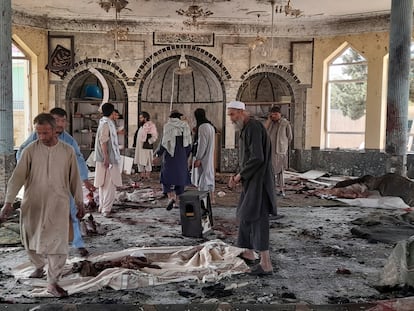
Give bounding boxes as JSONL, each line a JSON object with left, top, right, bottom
{"left": 83, "top": 84, "right": 103, "bottom": 99}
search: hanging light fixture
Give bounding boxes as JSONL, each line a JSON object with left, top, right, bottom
{"left": 248, "top": 13, "right": 268, "bottom": 52}
{"left": 275, "top": 0, "right": 303, "bottom": 18}
{"left": 176, "top": 3, "right": 213, "bottom": 27}
{"left": 175, "top": 50, "right": 193, "bottom": 75}
{"left": 99, "top": 0, "right": 130, "bottom": 60}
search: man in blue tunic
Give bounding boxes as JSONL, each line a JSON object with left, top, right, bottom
{"left": 16, "top": 107, "right": 95, "bottom": 257}
{"left": 227, "top": 101, "right": 277, "bottom": 276}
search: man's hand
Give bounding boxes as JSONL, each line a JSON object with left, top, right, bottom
{"left": 83, "top": 180, "right": 96, "bottom": 192}
{"left": 228, "top": 174, "right": 241, "bottom": 189}
{"left": 153, "top": 155, "right": 161, "bottom": 165}
{"left": 0, "top": 203, "right": 13, "bottom": 223}
{"left": 193, "top": 159, "right": 201, "bottom": 168}
{"left": 76, "top": 204, "right": 86, "bottom": 220}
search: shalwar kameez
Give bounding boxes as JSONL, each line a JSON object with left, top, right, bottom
{"left": 237, "top": 118, "right": 277, "bottom": 251}
{"left": 5, "top": 140, "right": 83, "bottom": 284}
{"left": 191, "top": 123, "right": 216, "bottom": 192}
{"left": 94, "top": 117, "right": 122, "bottom": 215}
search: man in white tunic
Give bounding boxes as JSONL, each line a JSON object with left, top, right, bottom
{"left": 134, "top": 111, "right": 158, "bottom": 181}
{"left": 192, "top": 108, "right": 216, "bottom": 204}
{"left": 0, "top": 113, "right": 84, "bottom": 297}
{"left": 94, "top": 103, "right": 122, "bottom": 217}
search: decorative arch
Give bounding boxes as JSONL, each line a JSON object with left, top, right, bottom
{"left": 238, "top": 64, "right": 302, "bottom": 103}
{"left": 59, "top": 58, "right": 129, "bottom": 103}
{"left": 133, "top": 45, "right": 232, "bottom": 84}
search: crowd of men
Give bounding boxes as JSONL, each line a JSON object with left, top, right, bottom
{"left": 0, "top": 101, "right": 292, "bottom": 296}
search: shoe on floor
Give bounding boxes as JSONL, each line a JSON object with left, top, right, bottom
{"left": 277, "top": 191, "right": 286, "bottom": 197}
{"left": 239, "top": 256, "right": 259, "bottom": 266}
{"left": 249, "top": 264, "right": 273, "bottom": 276}
{"left": 103, "top": 212, "right": 112, "bottom": 218}
{"left": 77, "top": 247, "right": 89, "bottom": 257}
{"left": 166, "top": 199, "right": 175, "bottom": 211}
{"left": 269, "top": 214, "right": 284, "bottom": 221}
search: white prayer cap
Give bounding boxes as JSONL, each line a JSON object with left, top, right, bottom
{"left": 226, "top": 101, "right": 245, "bottom": 110}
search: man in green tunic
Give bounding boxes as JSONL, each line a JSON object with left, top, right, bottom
{"left": 0, "top": 113, "right": 84, "bottom": 297}
{"left": 227, "top": 101, "right": 277, "bottom": 275}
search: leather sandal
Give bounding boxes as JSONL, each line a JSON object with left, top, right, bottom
{"left": 249, "top": 264, "right": 273, "bottom": 276}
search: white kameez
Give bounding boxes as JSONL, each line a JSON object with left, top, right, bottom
{"left": 5, "top": 141, "right": 83, "bottom": 255}
{"left": 134, "top": 126, "right": 154, "bottom": 170}
{"left": 192, "top": 123, "right": 215, "bottom": 192}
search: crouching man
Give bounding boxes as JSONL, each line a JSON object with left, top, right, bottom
{"left": 0, "top": 113, "right": 84, "bottom": 297}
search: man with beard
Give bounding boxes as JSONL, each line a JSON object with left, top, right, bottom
{"left": 93, "top": 103, "right": 123, "bottom": 217}
{"left": 227, "top": 101, "right": 277, "bottom": 276}
{"left": 134, "top": 111, "right": 158, "bottom": 181}
{"left": 191, "top": 108, "right": 216, "bottom": 204}
{"left": 16, "top": 107, "right": 95, "bottom": 257}
{"left": 264, "top": 106, "right": 292, "bottom": 197}
{"left": 1, "top": 113, "right": 84, "bottom": 297}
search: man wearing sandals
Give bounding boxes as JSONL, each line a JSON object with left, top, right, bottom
{"left": 227, "top": 101, "right": 277, "bottom": 276}
{"left": 0, "top": 113, "right": 84, "bottom": 297}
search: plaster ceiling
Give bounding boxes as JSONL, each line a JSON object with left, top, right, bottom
{"left": 12, "top": 0, "right": 393, "bottom": 35}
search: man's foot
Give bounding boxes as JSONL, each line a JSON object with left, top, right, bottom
{"left": 239, "top": 256, "right": 259, "bottom": 266}
{"left": 269, "top": 214, "right": 284, "bottom": 221}
{"left": 103, "top": 212, "right": 111, "bottom": 218}
{"left": 47, "top": 284, "right": 68, "bottom": 298}
{"left": 249, "top": 264, "right": 273, "bottom": 276}
{"left": 77, "top": 247, "right": 89, "bottom": 257}
{"left": 166, "top": 199, "right": 175, "bottom": 211}
{"left": 277, "top": 191, "right": 286, "bottom": 197}
{"left": 29, "top": 268, "right": 45, "bottom": 278}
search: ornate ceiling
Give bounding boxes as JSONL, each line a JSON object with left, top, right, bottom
{"left": 11, "top": 0, "right": 393, "bottom": 36}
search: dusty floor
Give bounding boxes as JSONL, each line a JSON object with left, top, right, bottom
{"left": 0, "top": 172, "right": 413, "bottom": 306}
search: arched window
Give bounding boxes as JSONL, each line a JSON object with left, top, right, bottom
{"left": 12, "top": 42, "right": 30, "bottom": 148}
{"left": 325, "top": 46, "right": 367, "bottom": 149}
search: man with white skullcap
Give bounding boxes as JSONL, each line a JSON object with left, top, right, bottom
{"left": 227, "top": 100, "right": 277, "bottom": 275}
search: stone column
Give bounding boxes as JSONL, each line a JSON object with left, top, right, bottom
{"left": 0, "top": 0, "right": 15, "bottom": 203}
{"left": 385, "top": 0, "right": 413, "bottom": 175}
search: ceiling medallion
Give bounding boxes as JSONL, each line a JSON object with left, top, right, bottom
{"left": 176, "top": 4, "right": 213, "bottom": 27}
{"left": 275, "top": 0, "right": 303, "bottom": 18}
{"left": 99, "top": 0, "right": 129, "bottom": 13}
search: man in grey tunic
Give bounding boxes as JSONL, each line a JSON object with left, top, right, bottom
{"left": 227, "top": 101, "right": 277, "bottom": 275}
{"left": 264, "top": 106, "right": 292, "bottom": 197}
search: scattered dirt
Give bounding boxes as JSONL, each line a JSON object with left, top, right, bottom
{"left": 0, "top": 173, "right": 413, "bottom": 305}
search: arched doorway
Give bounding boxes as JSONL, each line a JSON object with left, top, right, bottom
{"left": 64, "top": 67, "right": 128, "bottom": 158}
{"left": 236, "top": 64, "right": 304, "bottom": 167}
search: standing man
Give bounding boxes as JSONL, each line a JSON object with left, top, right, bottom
{"left": 191, "top": 108, "right": 216, "bottom": 204}
{"left": 94, "top": 103, "right": 122, "bottom": 217}
{"left": 1, "top": 113, "right": 84, "bottom": 297}
{"left": 154, "top": 111, "right": 192, "bottom": 210}
{"left": 16, "top": 107, "right": 95, "bottom": 257}
{"left": 227, "top": 101, "right": 277, "bottom": 276}
{"left": 134, "top": 111, "right": 158, "bottom": 181}
{"left": 264, "top": 106, "right": 292, "bottom": 197}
